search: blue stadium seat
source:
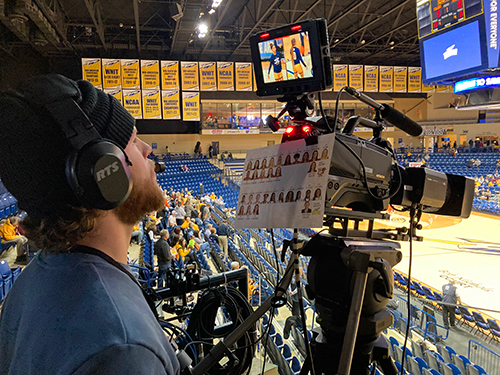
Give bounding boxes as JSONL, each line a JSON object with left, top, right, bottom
{"left": 0, "top": 260, "right": 12, "bottom": 296}
{"left": 290, "top": 357, "right": 301, "bottom": 375}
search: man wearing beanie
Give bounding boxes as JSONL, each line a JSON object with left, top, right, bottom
{"left": 0, "top": 75, "right": 180, "bottom": 374}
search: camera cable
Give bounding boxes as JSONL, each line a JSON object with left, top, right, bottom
{"left": 400, "top": 204, "right": 417, "bottom": 374}
{"left": 185, "top": 285, "right": 256, "bottom": 375}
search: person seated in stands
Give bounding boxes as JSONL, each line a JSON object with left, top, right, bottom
{"left": 204, "top": 224, "right": 213, "bottom": 241}
{"left": 193, "top": 230, "right": 204, "bottom": 246}
{"left": 0, "top": 216, "right": 28, "bottom": 263}
{"left": 179, "top": 164, "right": 184, "bottom": 172}
{"left": 145, "top": 220, "right": 159, "bottom": 243}
{"left": 209, "top": 227, "right": 218, "bottom": 243}
{"left": 475, "top": 158, "right": 482, "bottom": 168}
{"left": 227, "top": 151, "right": 233, "bottom": 161}
{"left": 130, "top": 221, "right": 144, "bottom": 244}
{"left": 231, "top": 261, "right": 240, "bottom": 271}
{"left": 180, "top": 217, "right": 193, "bottom": 230}
{"left": 467, "top": 158, "right": 474, "bottom": 169}
{"left": 167, "top": 211, "right": 176, "bottom": 228}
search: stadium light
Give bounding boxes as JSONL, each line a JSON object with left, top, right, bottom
{"left": 198, "top": 23, "right": 208, "bottom": 38}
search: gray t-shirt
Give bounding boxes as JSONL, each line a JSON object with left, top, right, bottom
{"left": 0, "top": 252, "right": 180, "bottom": 375}
{"left": 442, "top": 283, "right": 459, "bottom": 304}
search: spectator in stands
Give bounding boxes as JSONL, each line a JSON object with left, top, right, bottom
{"left": 469, "top": 139, "right": 474, "bottom": 149}
{"left": 174, "top": 202, "right": 186, "bottom": 225}
{"left": 442, "top": 279, "right": 462, "bottom": 328}
{"left": 209, "top": 227, "right": 219, "bottom": 243}
{"left": 475, "top": 158, "right": 482, "bottom": 169}
{"left": 208, "top": 144, "right": 213, "bottom": 158}
{"left": 231, "top": 261, "right": 240, "bottom": 270}
{"left": 467, "top": 158, "right": 474, "bottom": 169}
{"left": 204, "top": 224, "right": 213, "bottom": 241}
{"left": 194, "top": 141, "right": 202, "bottom": 157}
{"left": 199, "top": 182, "right": 205, "bottom": 196}
{"left": 167, "top": 211, "right": 176, "bottom": 228}
{"left": 184, "top": 199, "right": 194, "bottom": 219}
{"left": 154, "top": 230, "right": 171, "bottom": 288}
{"left": 217, "top": 219, "right": 230, "bottom": 261}
{"left": 145, "top": 220, "right": 159, "bottom": 243}
{"left": 131, "top": 221, "right": 144, "bottom": 244}
{"left": 0, "top": 75, "right": 179, "bottom": 373}
{"left": 0, "top": 216, "right": 28, "bottom": 263}
{"left": 193, "top": 230, "right": 203, "bottom": 247}
{"left": 227, "top": 151, "right": 233, "bottom": 161}
{"left": 201, "top": 202, "right": 211, "bottom": 222}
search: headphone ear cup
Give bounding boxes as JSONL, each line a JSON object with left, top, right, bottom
{"left": 66, "top": 140, "right": 133, "bottom": 210}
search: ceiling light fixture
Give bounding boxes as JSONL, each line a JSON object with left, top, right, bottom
{"left": 198, "top": 23, "right": 208, "bottom": 38}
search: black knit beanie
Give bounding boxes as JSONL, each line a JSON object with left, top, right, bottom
{"left": 0, "top": 74, "right": 135, "bottom": 221}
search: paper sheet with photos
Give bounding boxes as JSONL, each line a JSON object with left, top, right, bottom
{"left": 235, "top": 133, "right": 335, "bottom": 229}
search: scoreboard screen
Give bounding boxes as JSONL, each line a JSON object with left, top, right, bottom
{"left": 417, "top": 0, "right": 500, "bottom": 83}
{"left": 417, "top": 0, "right": 483, "bottom": 38}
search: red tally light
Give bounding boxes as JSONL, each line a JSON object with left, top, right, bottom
{"left": 291, "top": 25, "right": 302, "bottom": 31}
{"left": 285, "top": 126, "right": 294, "bottom": 134}
{"left": 302, "top": 125, "right": 311, "bottom": 133}
{"left": 260, "top": 33, "right": 269, "bottom": 38}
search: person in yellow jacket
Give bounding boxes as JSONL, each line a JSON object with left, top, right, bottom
{"left": 0, "top": 217, "right": 28, "bottom": 263}
{"left": 181, "top": 218, "right": 199, "bottom": 232}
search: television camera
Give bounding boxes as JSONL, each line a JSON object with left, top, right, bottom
{"left": 155, "top": 19, "right": 474, "bottom": 375}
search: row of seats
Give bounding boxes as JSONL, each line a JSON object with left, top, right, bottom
{"left": 0, "top": 260, "right": 21, "bottom": 301}
{"left": 394, "top": 270, "right": 500, "bottom": 343}
{"left": 386, "top": 335, "right": 489, "bottom": 375}
{"left": 0, "top": 194, "right": 18, "bottom": 220}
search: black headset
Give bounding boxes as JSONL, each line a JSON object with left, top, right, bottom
{"left": 44, "top": 97, "right": 133, "bottom": 210}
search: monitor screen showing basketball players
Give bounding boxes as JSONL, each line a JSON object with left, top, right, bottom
{"left": 258, "top": 32, "right": 314, "bottom": 84}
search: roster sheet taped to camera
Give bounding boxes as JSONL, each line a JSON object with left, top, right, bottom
{"left": 235, "top": 133, "right": 334, "bottom": 229}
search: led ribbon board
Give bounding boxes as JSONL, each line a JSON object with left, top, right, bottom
{"left": 454, "top": 75, "right": 500, "bottom": 93}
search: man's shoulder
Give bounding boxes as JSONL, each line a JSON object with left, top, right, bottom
{"left": 0, "top": 253, "right": 179, "bottom": 373}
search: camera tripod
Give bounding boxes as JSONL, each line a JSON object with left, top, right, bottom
{"left": 189, "top": 228, "right": 402, "bottom": 375}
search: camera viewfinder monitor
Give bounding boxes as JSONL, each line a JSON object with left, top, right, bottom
{"left": 250, "top": 19, "right": 333, "bottom": 97}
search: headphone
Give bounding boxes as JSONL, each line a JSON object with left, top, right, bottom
{"left": 44, "top": 98, "right": 133, "bottom": 210}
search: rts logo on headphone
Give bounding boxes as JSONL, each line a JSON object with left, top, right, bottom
{"left": 95, "top": 161, "right": 120, "bottom": 182}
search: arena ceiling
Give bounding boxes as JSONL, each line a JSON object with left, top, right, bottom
{"left": 0, "top": 0, "right": 420, "bottom": 66}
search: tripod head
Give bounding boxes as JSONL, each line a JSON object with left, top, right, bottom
{"left": 262, "top": 93, "right": 315, "bottom": 131}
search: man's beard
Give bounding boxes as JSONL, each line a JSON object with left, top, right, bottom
{"left": 113, "top": 170, "right": 164, "bottom": 225}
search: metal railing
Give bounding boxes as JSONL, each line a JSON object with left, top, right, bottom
{"left": 468, "top": 339, "right": 500, "bottom": 375}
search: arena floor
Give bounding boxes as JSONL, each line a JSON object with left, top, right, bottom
{"left": 369, "top": 211, "right": 500, "bottom": 321}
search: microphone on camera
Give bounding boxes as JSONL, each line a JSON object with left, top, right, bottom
{"left": 344, "top": 86, "right": 423, "bottom": 137}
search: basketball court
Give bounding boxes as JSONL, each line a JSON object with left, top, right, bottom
{"left": 372, "top": 212, "right": 500, "bottom": 321}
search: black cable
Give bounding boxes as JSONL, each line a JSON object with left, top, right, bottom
{"left": 317, "top": 91, "right": 332, "bottom": 133}
{"left": 400, "top": 206, "right": 416, "bottom": 374}
{"left": 334, "top": 87, "right": 347, "bottom": 134}
{"left": 270, "top": 229, "right": 280, "bottom": 285}
{"left": 186, "top": 285, "right": 256, "bottom": 375}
